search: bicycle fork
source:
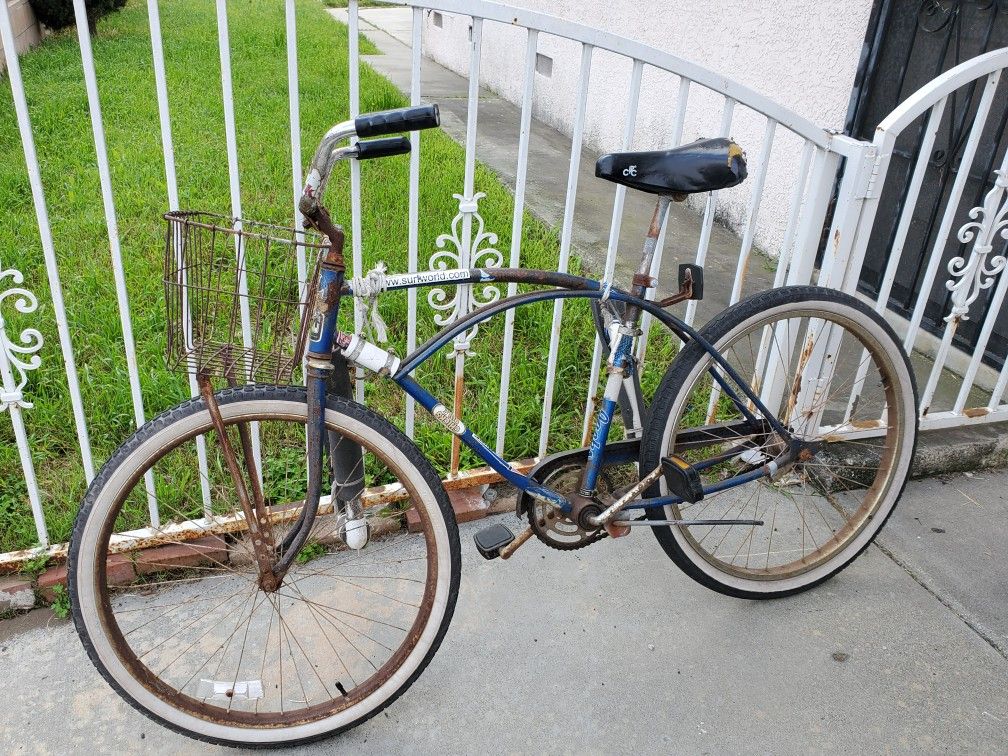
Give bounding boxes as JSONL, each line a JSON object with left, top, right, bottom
{"left": 271, "top": 236, "right": 350, "bottom": 584}
{"left": 198, "top": 220, "right": 353, "bottom": 591}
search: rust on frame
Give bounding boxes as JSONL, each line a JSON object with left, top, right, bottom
{"left": 197, "top": 374, "right": 277, "bottom": 588}
{"left": 646, "top": 201, "right": 662, "bottom": 239}
{"left": 581, "top": 397, "right": 598, "bottom": 448}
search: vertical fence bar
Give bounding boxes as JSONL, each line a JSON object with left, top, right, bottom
{"left": 348, "top": 0, "right": 365, "bottom": 403}
{"left": 636, "top": 77, "right": 691, "bottom": 365}
{"left": 149, "top": 0, "right": 212, "bottom": 516}
{"left": 215, "top": 0, "right": 262, "bottom": 478}
{"left": 838, "top": 102, "right": 940, "bottom": 429}
{"left": 670, "top": 96, "right": 740, "bottom": 425}
{"left": 72, "top": 0, "right": 158, "bottom": 526}
{"left": 495, "top": 27, "right": 537, "bottom": 456}
{"left": 0, "top": 2, "right": 94, "bottom": 487}
{"left": 286, "top": 0, "right": 306, "bottom": 295}
{"left": 784, "top": 140, "right": 882, "bottom": 433}
{"left": 538, "top": 43, "right": 592, "bottom": 458}
{"left": 149, "top": 4, "right": 188, "bottom": 419}
{"left": 149, "top": 1, "right": 179, "bottom": 212}
{"left": 668, "top": 80, "right": 692, "bottom": 156}
{"left": 746, "top": 139, "right": 815, "bottom": 401}
{"left": 0, "top": 270, "right": 47, "bottom": 546}
{"left": 953, "top": 253, "right": 1008, "bottom": 413}
{"left": 903, "top": 70, "right": 1001, "bottom": 352}
{"left": 817, "top": 139, "right": 881, "bottom": 292}
{"left": 757, "top": 147, "right": 840, "bottom": 413}
{"left": 705, "top": 115, "right": 777, "bottom": 421}
{"left": 989, "top": 350, "right": 1008, "bottom": 410}
{"left": 3, "top": 404, "right": 47, "bottom": 546}
{"left": 774, "top": 141, "right": 815, "bottom": 286}
{"left": 576, "top": 58, "right": 644, "bottom": 448}
{"left": 216, "top": 0, "right": 251, "bottom": 357}
{"left": 448, "top": 16, "right": 484, "bottom": 475}
{"left": 405, "top": 6, "right": 423, "bottom": 438}
{"left": 729, "top": 118, "right": 777, "bottom": 304}
{"left": 785, "top": 148, "right": 842, "bottom": 285}
{"left": 871, "top": 100, "right": 947, "bottom": 313}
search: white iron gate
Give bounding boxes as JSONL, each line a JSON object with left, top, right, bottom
{"left": 0, "top": 0, "right": 1006, "bottom": 563}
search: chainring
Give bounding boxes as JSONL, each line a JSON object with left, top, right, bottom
{"left": 526, "top": 464, "right": 613, "bottom": 551}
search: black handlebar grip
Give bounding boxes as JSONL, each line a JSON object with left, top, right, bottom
{"left": 354, "top": 104, "right": 440, "bottom": 138}
{"left": 355, "top": 136, "right": 411, "bottom": 160}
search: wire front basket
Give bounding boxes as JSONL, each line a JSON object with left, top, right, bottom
{"left": 164, "top": 211, "right": 326, "bottom": 384}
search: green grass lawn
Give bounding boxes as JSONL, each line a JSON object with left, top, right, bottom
{"left": 322, "top": 1, "right": 391, "bottom": 8}
{"left": 0, "top": 0, "right": 675, "bottom": 553}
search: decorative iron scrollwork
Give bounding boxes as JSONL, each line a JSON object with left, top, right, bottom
{"left": 945, "top": 167, "right": 1008, "bottom": 321}
{"left": 427, "top": 192, "right": 503, "bottom": 353}
{"left": 918, "top": 0, "right": 1006, "bottom": 34}
{"left": 918, "top": 0, "right": 960, "bottom": 33}
{"left": 0, "top": 266, "right": 44, "bottom": 411}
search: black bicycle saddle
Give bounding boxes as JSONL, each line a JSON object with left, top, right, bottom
{"left": 595, "top": 137, "right": 747, "bottom": 195}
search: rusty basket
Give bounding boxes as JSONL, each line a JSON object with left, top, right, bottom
{"left": 164, "top": 211, "right": 326, "bottom": 384}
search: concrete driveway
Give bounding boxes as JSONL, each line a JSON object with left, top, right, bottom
{"left": 1, "top": 469, "right": 1005, "bottom": 754}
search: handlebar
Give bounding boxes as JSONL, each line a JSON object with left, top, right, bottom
{"left": 297, "top": 104, "right": 439, "bottom": 269}
{"left": 355, "top": 136, "right": 412, "bottom": 160}
{"left": 355, "top": 104, "right": 440, "bottom": 138}
{"left": 299, "top": 103, "right": 440, "bottom": 221}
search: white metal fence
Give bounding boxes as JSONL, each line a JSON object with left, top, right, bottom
{"left": 1, "top": 0, "right": 1006, "bottom": 561}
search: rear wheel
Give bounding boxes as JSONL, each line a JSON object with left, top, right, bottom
{"left": 69, "top": 385, "right": 460, "bottom": 747}
{"left": 640, "top": 287, "right": 917, "bottom": 598}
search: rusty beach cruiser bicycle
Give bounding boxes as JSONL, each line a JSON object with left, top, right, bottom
{"left": 69, "top": 104, "right": 918, "bottom": 747}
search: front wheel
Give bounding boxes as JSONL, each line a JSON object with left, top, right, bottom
{"left": 640, "top": 286, "right": 918, "bottom": 599}
{"left": 69, "top": 385, "right": 460, "bottom": 747}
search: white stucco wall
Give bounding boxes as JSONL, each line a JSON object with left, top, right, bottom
{"left": 422, "top": 0, "right": 874, "bottom": 256}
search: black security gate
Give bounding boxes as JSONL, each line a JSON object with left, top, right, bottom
{"left": 846, "top": 0, "right": 1008, "bottom": 368}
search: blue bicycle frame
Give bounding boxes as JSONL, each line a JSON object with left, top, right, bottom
{"left": 309, "top": 264, "right": 794, "bottom": 518}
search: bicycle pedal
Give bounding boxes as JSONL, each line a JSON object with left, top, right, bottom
{"left": 661, "top": 455, "right": 704, "bottom": 503}
{"left": 473, "top": 523, "right": 515, "bottom": 560}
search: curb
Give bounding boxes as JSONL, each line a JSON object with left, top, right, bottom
{"left": 406, "top": 485, "right": 517, "bottom": 533}
{"left": 2, "top": 422, "right": 1002, "bottom": 617}
{"left": 1, "top": 536, "right": 235, "bottom": 614}
{"left": 911, "top": 423, "right": 1008, "bottom": 478}
{"left": 0, "top": 575, "right": 35, "bottom": 613}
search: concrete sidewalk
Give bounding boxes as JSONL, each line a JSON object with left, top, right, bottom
{"left": 1, "top": 468, "right": 1005, "bottom": 754}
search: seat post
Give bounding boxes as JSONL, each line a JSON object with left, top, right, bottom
{"left": 623, "top": 195, "right": 671, "bottom": 326}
